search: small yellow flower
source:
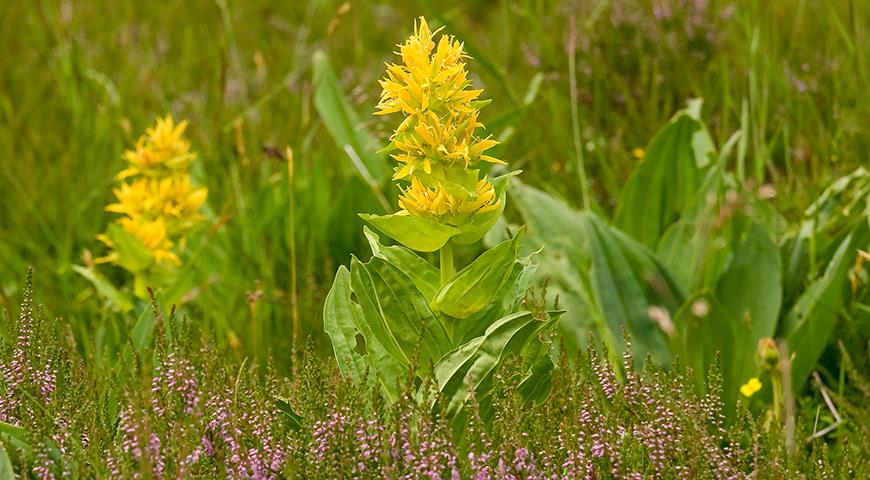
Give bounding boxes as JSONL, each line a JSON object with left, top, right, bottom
{"left": 632, "top": 147, "right": 646, "bottom": 160}
{"left": 740, "top": 377, "right": 762, "bottom": 397}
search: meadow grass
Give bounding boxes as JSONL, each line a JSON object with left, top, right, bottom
{"left": 1, "top": 1, "right": 869, "bottom": 476}
{"left": 2, "top": 0, "right": 868, "bottom": 370}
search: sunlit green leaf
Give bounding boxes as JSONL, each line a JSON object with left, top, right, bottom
{"left": 434, "top": 228, "right": 525, "bottom": 318}
{"left": 360, "top": 213, "right": 460, "bottom": 253}
{"left": 323, "top": 266, "right": 367, "bottom": 382}
{"left": 363, "top": 227, "right": 439, "bottom": 301}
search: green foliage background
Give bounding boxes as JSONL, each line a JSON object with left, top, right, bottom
{"left": 1, "top": 0, "right": 868, "bottom": 376}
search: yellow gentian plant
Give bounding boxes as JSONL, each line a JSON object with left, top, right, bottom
{"left": 95, "top": 116, "right": 207, "bottom": 298}
{"left": 361, "top": 17, "right": 518, "bottom": 285}
{"left": 324, "top": 18, "right": 559, "bottom": 421}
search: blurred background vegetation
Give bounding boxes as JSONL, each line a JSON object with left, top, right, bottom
{"left": 0, "top": 0, "right": 867, "bottom": 373}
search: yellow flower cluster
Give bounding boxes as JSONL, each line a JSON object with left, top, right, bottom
{"left": 377, "top": 17, "right": 503, "bottom": 223}
{"left": 98, "top": 116, "right": 207, "bottom": 268}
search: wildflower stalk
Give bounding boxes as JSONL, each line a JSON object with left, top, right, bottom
{"left": 325, "top": 18, "right": 557, "bottom": 417}
{"left": 287, "top": 146, "right": 300, "bottom": 374}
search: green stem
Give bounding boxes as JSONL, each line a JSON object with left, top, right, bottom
{"left": 440, "top": 241, "right": 455, "bottom": 286}
{"left": 771, "top": 374, "right": 783, "bottom": 422}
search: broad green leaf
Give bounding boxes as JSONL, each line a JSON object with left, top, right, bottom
{"left": 363, "top": 227, "right": 439, "bottom": 301}
{"left": 783, "top": 224, "right": 867, "bottom": 391}
{"left": 312, "top": 50, "right": 386, "bottom": 183}
{"left": 434, "top": 228, "right": 525, "bottom": 318}
{"left": 453, "top": 250, "right": 539, "bottom": 344}
{"left": 350, "top": 256, "right": 451, "bottom": 369}
{"left": 656, "top": 164, "right": 729, "bottom": 290}
{"left": 105, "top": 223, "right": 153, "bottom": 273}
{"left": 511, "top": 181, "right": 684, "bottom": 365}
{"left": 0, "top": 442, "right": 13, "bottom": 480}
{"left": 72, "top": 264, "right": 134, "bottom": 312}
{"left": 434, "top": 311, "right": 557, "bottom": 416}
{"left": 0, "top": 421, "right": 30, "bottom": 455}
{"left": 614, "top": 99, "right": 717, "bottom": 248}
{"left": 324, "top": 264, "right": 416, "bottom": 401}
{"left": 669, "top": 224, "right": 781, "bottom": 411}
{"left": 323, "top": 266, "right": 367, "bottom": 381}
{"left": 516, "top": 352, "right": 555, "bottom": 406}
{"left": 360, "top": 213, "right": 460, "bottom": 253}
{"left": 715, "top": 224, "right": 782, "bottom": 345}
{"left": 672, "top": 291, "right": 751, "bottom": 413}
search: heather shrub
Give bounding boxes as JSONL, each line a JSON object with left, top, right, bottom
{"left": 2, "top": 275, "right": 868, "bottom": 478}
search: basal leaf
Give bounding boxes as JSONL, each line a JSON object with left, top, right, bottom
{"left": 323, "top": 266, "right": 367, "bottom": 381}
{"left": 614, "top": 99, "right": 716, "bottom": 248}
{"left": 783, "top": 223, "right": 867, "bottom": 391}
{"left": 672, "top": 291, "right": 751, "bottom": 413}
{"left": 715, "top": 223, "right": 782, "bottom": 344}
{"left": 511, "top": 181, "right": 684, "bottom": 365}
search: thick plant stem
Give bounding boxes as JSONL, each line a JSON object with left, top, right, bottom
{"left": 440, "top": 241, "right": 455, "bottom": 286}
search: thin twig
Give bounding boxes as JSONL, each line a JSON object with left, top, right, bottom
{"left": 807, "top": 371, "right": 842, "bottom": 442}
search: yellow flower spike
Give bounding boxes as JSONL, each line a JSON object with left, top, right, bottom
{"left": 740, "top": 377, "right": 762, "bottom": 398}
{"left": 99, "top": 115, "right": 207, "bottom": 283}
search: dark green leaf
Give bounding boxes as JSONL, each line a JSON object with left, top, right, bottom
{"left": 350, "top": 256, "right": 451, "bottom": 369}
{"left": 434, "top": 311, "right": 556, "bottom": 415}
{"left": 784, "top": 224, "right": 867, "bottom": 391}
{"left": 614, "top": 99, "right": 716, "bottom": 248}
